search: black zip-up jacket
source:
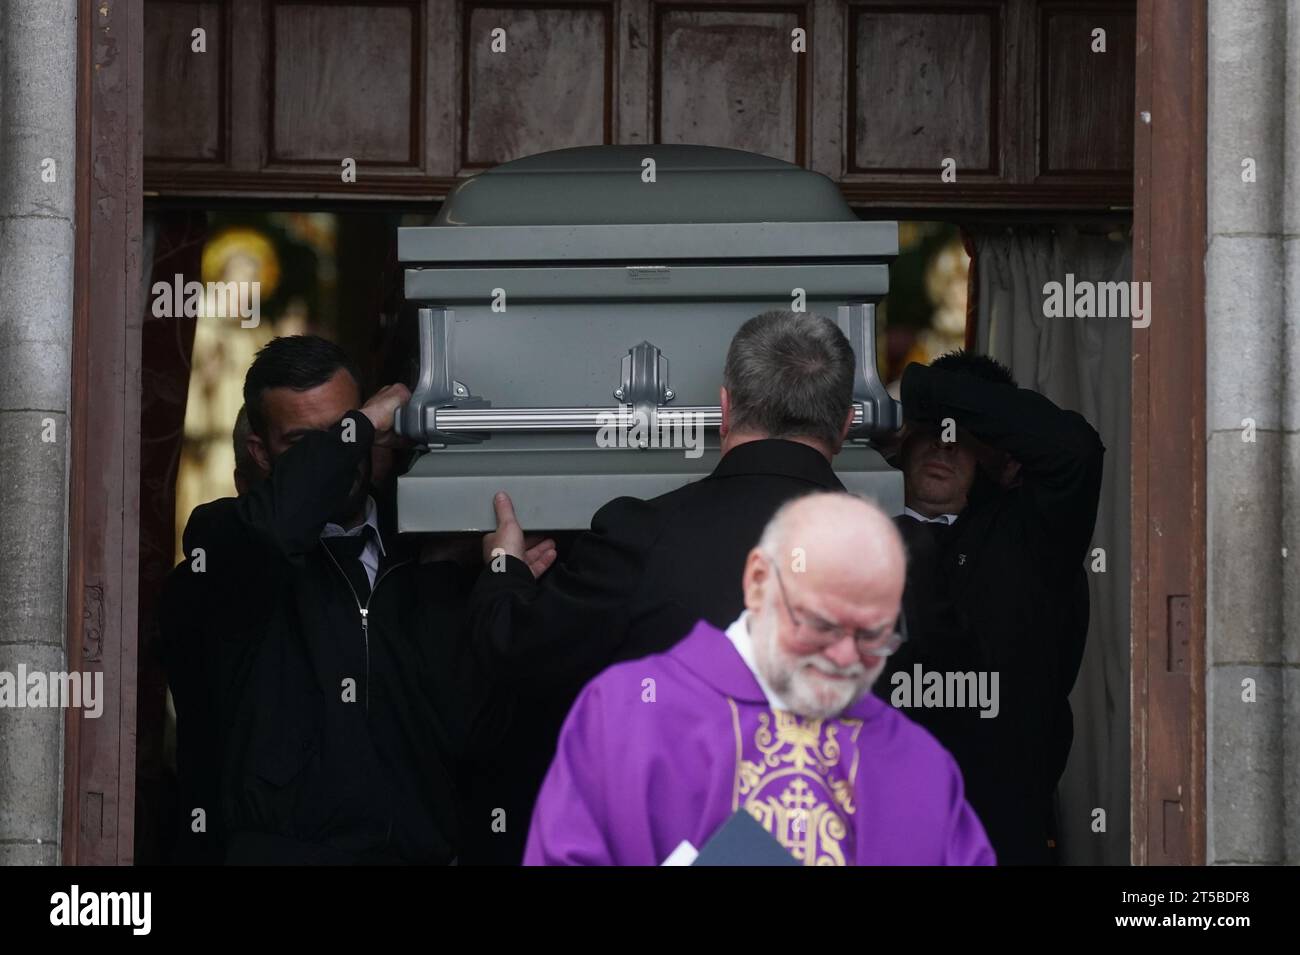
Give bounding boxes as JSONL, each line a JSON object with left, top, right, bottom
{"left": 878, "top": 362, "right": 1105, "bottom": 866}
{"left": 159, "top": 411, "right": 496, "bottom": 864}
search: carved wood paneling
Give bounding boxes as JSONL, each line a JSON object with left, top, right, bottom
{"left": 654, "top": 4, "right": 806, "bottom": 163}
{"left": 269, "top": 0, "right": 423, "bottom": 166}
{"left": 141, "top": 0, "right": 1137, "bottom": 213}
{"left": 1038, "top": 2, "right": 1135, "bottom": 176}
{"left": 849, "top": 5, "right": 998, "bottom": 174}
{"left": 144, "top": 0, "right": 228, "bottom": 162}
{"left": 461, "top": 3, "right": 613, "bottom": 169}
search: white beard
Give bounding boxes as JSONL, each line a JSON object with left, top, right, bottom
{"left": 750, "top": 601, "right": 885, "bottom": 720}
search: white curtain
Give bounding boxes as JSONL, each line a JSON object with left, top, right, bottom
{"left": 972, "top": 224, "right": 1131, "bottom": 866}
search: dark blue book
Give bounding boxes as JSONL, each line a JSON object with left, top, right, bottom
{"left": 692, "top": 810, "right": 798, "bottom": 866}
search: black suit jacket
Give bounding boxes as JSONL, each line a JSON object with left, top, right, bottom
{"left": 879, "top": 363, "right": 1104, "bottom": 866}
{"left": 460, "top": 438, "right": 845, "bottom": 863}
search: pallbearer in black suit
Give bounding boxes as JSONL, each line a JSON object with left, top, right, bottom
{"left": 460, "top": 309, "right": 862, "bottom": 863}
{"left": 878, "top": 350, "right": 1104, "bottom": 866}
{"left": 158, "top": 336, "right": 549, "bottom": 865}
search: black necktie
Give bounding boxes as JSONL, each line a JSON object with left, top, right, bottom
{"left": 901, "top": 515, "right": 952, "bottom": 552}
{"left": 322, "top": 525, "right": 374, "bottom": 605}
{"left": 898, "top": 515, "right": 953, "bottom": 607}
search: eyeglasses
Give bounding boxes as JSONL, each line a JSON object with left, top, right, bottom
{"left": 766, "top": 556, "right": 908, "bottom": 658}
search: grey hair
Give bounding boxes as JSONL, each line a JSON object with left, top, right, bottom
{"left": 722, "top": 310, "right": 856, "bottom": 448}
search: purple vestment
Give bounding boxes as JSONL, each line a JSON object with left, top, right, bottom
{"left": 524, "top": 620, "right": 996, "bottom": 866}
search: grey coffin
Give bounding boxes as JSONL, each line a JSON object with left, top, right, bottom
{"left": 398, "top": 444, "right": 903, "bottom": 533}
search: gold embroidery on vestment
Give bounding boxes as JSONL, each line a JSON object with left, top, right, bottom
{"left": 728, "top": 703, "right": 864, "bottom": 866}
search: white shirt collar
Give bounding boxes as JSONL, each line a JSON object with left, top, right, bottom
{"left": 321, "top": 496, "right": 386, "bottom": 587}
{"left": 321, "top": 495, "right": 385, "bottom": 548}
{"left": 723, "top": 611, "right": 793, "bottom": 712}
{"left": 902, "top": 506, "right": 958, "bottom": 525}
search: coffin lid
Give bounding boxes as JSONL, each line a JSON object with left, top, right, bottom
{"left": 435, "top": 145, "right": 858, "bottom": 226}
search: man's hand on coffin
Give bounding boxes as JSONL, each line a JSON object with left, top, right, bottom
{"left": 482, "top": 491, "right": 558, "bottom": 579}
{"left": 875, "top": 423, "right": 906, "bottom": 466}
{"left": 522, "top": 537, "right": 559, "bottom": 578}
{"left": 360, "top": 382, "right": 414, "bottom": 448}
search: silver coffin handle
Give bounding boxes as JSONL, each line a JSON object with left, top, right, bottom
{"left": 426, "top": 404, "right": 866, "bottom": 433}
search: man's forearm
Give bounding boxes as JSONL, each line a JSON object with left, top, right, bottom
{"left": 234, "top": 411, "right": 375, "bottom": 560}
{"left": 901, "top": 363, "right": 1102, "bottom": 479}
{"left": 468, "top": 496, "right": 659, "bottom": 692}
{"left": 468, "top": 554, "right": 628, "bottom": 694}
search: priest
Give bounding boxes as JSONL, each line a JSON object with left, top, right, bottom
{"left": 524, "top": 492, "right": 995, "bottom": 866}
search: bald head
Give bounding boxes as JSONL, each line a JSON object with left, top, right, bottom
{"left": 757, "top": 493, "right": 904, "bottom": 603}
{"left": 743, "top": 493, "right": 906, "bottom": 719}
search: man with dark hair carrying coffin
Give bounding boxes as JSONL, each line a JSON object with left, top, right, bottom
{"left": 158, "top": 334, "right": 549, "bottom": 864}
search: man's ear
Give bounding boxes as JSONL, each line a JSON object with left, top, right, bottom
{"left": 719, "top": 387, "right": 731, "bottom": 441}
{"left": 246, "top": 432, "right": 272, "bottom": 476}
{"left": 830, "top": 405, "right": 855, "bottom": 454}
{"left": 742, "top": 548, "right": 768, "bottom": 614}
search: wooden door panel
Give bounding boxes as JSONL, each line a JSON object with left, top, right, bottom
{"left": 849, "top": 6, "right": 997, "bottom": 174}
{"left": 461, "top": 3, "right": 614, "bottom": 169}
{"left": 1039, "top": 2, "right": 1136, "bottom": 177}
{"left": 654, "top": 5, "right": 806, "bottom": 163}
{"left": 141, "top": 3, "right": 1138, "bottom": 232}
{"left": 270, "top": 1, "right": 422, "bottom": 166}
{"left": 144, "top": 0, "right": 228, "bottom": 163}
